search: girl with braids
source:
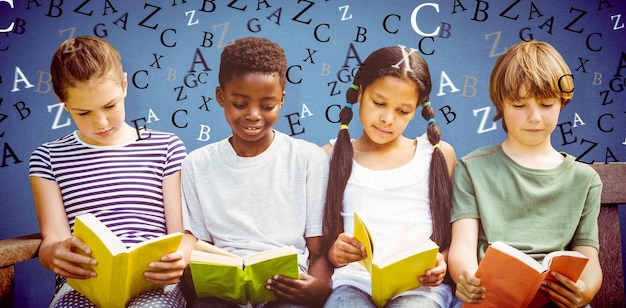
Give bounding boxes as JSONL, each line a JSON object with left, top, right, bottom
{"left": 321, "top": 46, "right": 458, "bottom": 308}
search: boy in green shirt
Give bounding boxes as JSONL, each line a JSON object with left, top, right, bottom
{"left": 448, "top": 40, "right": 603, "bottom": 307}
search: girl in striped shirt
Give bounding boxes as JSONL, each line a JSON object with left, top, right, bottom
{"left": 29, "top": 36, "right": 194, "bottom": 308}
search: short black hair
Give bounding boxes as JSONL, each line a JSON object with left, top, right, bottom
{"left": 218, "top": 37, "right": 287, "bottom": 89}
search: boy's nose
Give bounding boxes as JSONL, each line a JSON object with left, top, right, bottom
{"left": 246, "top": 107, "right": 261, "bottom": 121}
{"left": 528, "top": 107, "right": 541, "bottom": 122}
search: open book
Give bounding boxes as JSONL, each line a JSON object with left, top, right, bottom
{"left": 353, "top": 211, "right": 439, "bottom": 308}
{"left": 188, "top": 240, "right": 299, "bottom": 305}
{"left": 68, "top": 213, "right": 183, "bottom": 308}
{"left": 463, "top": 241, "right": 589, "bottom": 308}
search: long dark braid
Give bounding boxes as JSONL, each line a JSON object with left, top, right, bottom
{"left": 322, "top": 46, "right": 452, "bottom": 254}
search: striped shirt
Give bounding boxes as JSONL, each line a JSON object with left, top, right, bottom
{"left": 29, "top": 129, "right": 187, "bottom": 248}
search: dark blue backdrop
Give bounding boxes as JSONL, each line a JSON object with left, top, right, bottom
{"left": 1, "top": 1, "right": 624, "bottom": 306}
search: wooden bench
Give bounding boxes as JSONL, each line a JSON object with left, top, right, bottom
{"left": 1, "top": 163, "right": 624, "bottom": 306}
{"left": 588, "top": 163, "right": 625, "bottom": 307}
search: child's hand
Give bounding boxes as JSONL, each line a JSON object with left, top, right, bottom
{"left": 41, "top": 236, "right": 97, "bottom": 279}
{"left": 455, "top": 268, "right": 486, "bottom": 303}
{"left": 419, "top": 252, "right": 446, "bottom": 286}
{"left": 330, "top": 232, "right": 367, "bottom": 266}
{"left": 266, "top": 273, "right": 332, "bottom": 305}
{"left": 144, "top": 250, "right": 186, "bottom": 285}
{"left": 540, "top": 271, "right": 589, "bottom": 308}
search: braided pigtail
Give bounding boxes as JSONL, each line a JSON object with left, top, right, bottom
{"left": 421, "top": 100, "right": 452, "bottom": 250}
{"left": 322, "top": 85, "right": 358, "bottom": 254}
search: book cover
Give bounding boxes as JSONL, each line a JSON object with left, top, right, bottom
{"left": 68, "top": 213, "right": 183, "bottom": 308}
{"left": 353, "top": 212, "right": 439, "bottom": 308}
{"left": 189, "top": 240, "right": 299, "bottom": 305}
{"left": 463, "top": 241, "right": 589, "bottom": 308}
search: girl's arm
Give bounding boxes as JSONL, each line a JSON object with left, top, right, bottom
{"left": 448, "top": 218, "right": 485, "bottom": 303}
{"left": 439, "top": 140, "right": 457, "bottom": 177}
{"left": 162, "top": 170, "right": 196, "bottom": 261}
{"left": 541, "top": 245, "right": 602, "bottom": 307}
{"left": 144, "top": 170, "right": 195, "bottom": 285}
{"left": 30, "top": 176, "right": 96, "bottom": 279}
{"left": 327, "top": 232, "right": 367, "bottom": 267}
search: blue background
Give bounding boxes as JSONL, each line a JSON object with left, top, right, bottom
{"left": 1, "top": 1, "right": 624, "bottom": 306}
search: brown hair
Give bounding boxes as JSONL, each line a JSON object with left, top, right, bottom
{"left": 490, "top": 40, "right": 574, "bottom": 131}
{"left": 218, "top": 37, "right": 287, "bottom": 89}
{"left": 322, "top": 46, "right": 452, "bottom": 253}
{"left": 50, "top": 36, "right": 124, "bottom": 102}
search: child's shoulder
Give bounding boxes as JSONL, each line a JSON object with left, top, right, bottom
{"left": 278, "top": 131, "right": 325, "bottom": 152}
{"left": 460, "top": 144, "right": 500, "bottom": 162}
{"left": 560, "top": 153, "right": 602, "bottom": 183}
{"left": 141, "top": 129, "right": 181, "bottom": 140}
{"left": 35, "top": 131, "right": 78, "bottom": 150}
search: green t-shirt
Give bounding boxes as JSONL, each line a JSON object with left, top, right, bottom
{"left": 451, "top": 144, "right": 602, "bottom": 263}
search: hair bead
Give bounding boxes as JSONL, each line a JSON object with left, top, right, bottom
{"left": 427, "top": 118, "right": 436, "bottom": 124}
{"left": 350, "top": 84, "right": 359, "bottom": 90}
{"left": 345, "top": 103, "right": 353, "bottom": 109}
{"left": 422, "top": 101, "right": 431, "bottom": 108}
{"left": 432, "top": 143, "right": 440, "bottom": 149}
{"left": 340, "top": 124, "right": 349, "bottom": 130}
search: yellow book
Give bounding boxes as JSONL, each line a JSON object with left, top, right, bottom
{"left": 68, "top": 213, "right": 183, "bottom": 308}
{"left": 189, "top": 240, "right": 299, "bottom": 305}
{"left": 353, "top": 211, "right": 439, "bottom": 308}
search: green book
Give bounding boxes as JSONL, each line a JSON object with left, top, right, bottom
{"left": 189, "top": 240, "right": 299, "bottom": 305}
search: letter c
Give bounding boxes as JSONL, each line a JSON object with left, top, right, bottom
{"left": 0, "top": 0, "right": 15, "bottom": 33}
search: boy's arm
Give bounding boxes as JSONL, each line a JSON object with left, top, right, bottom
{"left": 448, "top": 218, "right": 486, "bottom": 303}
{"left": 541, "top": 245, "right": 602, "bottom": 307}
{"left": 305, "top": 236, "right": 334, "bottom": 300}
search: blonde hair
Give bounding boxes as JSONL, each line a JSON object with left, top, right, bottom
{"left": 489, "top": 40, "right": 574, "bottom": 131}
{"left": 50, "top": 36, "right": 123, "bottom": 102}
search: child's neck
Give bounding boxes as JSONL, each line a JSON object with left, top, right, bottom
{"left": 353, "top": 135, "right": 416, "bottom": 170}
{"left": 229, "top": 130, "right": 275, "bottom": 157}
{"left": 501, "top": 138, "right": 564, "bottom": 169}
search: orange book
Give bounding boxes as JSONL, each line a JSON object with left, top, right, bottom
{"left": 463, "top": 241, "right": 589, "bottom": 308}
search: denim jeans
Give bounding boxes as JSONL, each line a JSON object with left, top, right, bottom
{"left": 323, "top": 285, "right": 441, "bottom": 308}
{"left": 190, "top": 297, "right": 309, "bottom": 308}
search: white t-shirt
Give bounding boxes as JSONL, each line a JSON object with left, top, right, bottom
{"left": 181, "top": 131, "right": 329, "bottom": 271}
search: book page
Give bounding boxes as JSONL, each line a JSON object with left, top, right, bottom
{"left": 74, "top": 213, "right": 127, "bottom": 256}
{"left": 243, "top": 245, "right": 297, "bottom": 266}
{"left": 376, "top": 239, "right": 438, "bottom": 268}
{"left": 190, "top": 249, "right": 243, "bottom": 267}
{"left": 195, "top": 240, "right": 239, "bottom": 257}
{"left": 543, "top": 250, "right": 589, "bottom": 281}
{"left": 490, "top": 241, "right": 544, "bottom": 273}
{"left": 353, "top": 212, "right": 374, "bottom": 272}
